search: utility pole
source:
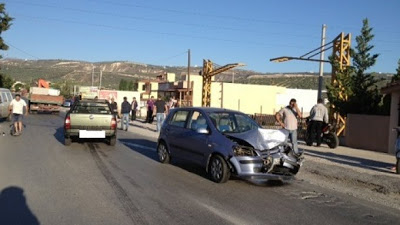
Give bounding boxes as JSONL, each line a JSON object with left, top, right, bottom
{"left": 318, "top": 24, "right": 327, "bottom": 100}
{"left": 99, "top": 70, "right": 103, "bottom": 90}
{"left": 91, "top": 65, "right": 94, "bottom": 87}
{"left": 187, "top": 49, "right": 191, "bottom": 106}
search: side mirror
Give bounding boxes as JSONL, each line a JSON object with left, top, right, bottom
{"left": 196, "top": 128, "right": 209, "bottom": 134}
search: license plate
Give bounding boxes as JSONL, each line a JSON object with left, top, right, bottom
{"left": 79, "top": 130, "right": 106, "bottom": 138}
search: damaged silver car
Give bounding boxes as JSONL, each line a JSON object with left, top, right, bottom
{"left": 157, "top": 107, "right": 303, "bottom": 183}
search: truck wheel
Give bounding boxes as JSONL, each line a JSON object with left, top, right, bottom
{"left": 209, "top": 155, "right": 230, "bottom": 183}
{"left": 64, "top": 137, "right": 72, "bottom": 146}
{"left": 108, "top": 136, "right": 116, "bottom": 146}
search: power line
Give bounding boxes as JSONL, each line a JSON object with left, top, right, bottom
{"left": 9, "top": 1, "right": 322, "bottom": 39}
{"left": 14, "top": 14, "right": 314, "bottom": 50}
{"left": 5, "top": 42, "right": 40, "bottom": 59}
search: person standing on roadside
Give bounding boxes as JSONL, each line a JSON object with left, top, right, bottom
{"left": 131, "top": 97, "right": 138, "bottom": 121}
{"left": 146, "top": 96, "right": 155, "bottom": 123}
{"left": 110, "top": 98, "right": 118, "bottom": 115}
{"left": 308, "top": 98, "right": 329, "bottom": 147}
{"left": 8, "top": 94, "right": 29, "bottom": 135}
{"left": 120, "top": 97, "right": 131, "bottom": 131}
{"left": 275, "top": 98, "right": 302, "bottom": 156}
{"left": 153, "top": 96, "right": 168, "bottom": 132}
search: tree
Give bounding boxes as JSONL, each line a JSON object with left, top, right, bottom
{"left": 0, "top": 3, "right": 13, "bottom": 57}
{"left": 0, "top": 4, "right": 13, "bottom": 88}
{"left": 0, "top": 73, "right": 13, "bottom": 88}
{"left": 348, "top": 18, "right": 382, "bottom": 114}
{"left": 127, "top": 80, "right": 134, "bottom": 91}
{"left": 392, "top": 59, "right": 400, "bottom": 82}
{"left": 119, "top": 79, "right": 127, "bottom": 90}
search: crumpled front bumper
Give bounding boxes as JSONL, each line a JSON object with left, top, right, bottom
{"left": 229, "top": 156, "right": 294, "bottom": 181}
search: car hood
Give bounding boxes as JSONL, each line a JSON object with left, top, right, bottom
{"left": 226, "top": 128, "right": 289, "bottom": 150}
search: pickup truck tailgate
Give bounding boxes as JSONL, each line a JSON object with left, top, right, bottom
{"left": 70, "top": 114, "right": 112, "bottom": 130}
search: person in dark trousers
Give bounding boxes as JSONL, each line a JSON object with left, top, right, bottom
{"left": 131, "top": 97, "right": 138, "bottom": 121}
{"left": 110, "top": 98, "right": 118, "bottom": 116}
{"left": 308, "top": 98, "right": 329, "bottom": 146}
{"left": 120, "top": 97, "right": 131, "bottom": 131}
{"left": 153, "top": 96, "right": 168, "bottom": 132}
{"left": 146, "top": 96, "right": 155, "bottom": 123}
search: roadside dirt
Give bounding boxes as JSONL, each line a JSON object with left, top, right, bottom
{"left": 298, "top": 154, "right": 400, "bottom": 210}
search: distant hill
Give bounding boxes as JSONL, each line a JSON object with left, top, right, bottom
{"left": 0, "top": 59, "right": 392, "bottom": 90}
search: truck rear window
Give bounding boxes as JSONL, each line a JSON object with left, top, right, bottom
{"left": 72, "top": 102, "right": 111, "bottom": 114}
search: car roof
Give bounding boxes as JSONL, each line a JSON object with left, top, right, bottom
{"left": 77, "top": 99, "right": 109, "bottom": 104}
{"left": 173, "top": 107, "right": 242, "bottom": 114}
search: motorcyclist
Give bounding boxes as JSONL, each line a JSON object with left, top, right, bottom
{"left": 307, "top": 98, "right": 329, "bottom": 147}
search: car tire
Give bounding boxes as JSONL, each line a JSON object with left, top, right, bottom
{"left": 209, "top": 155, "right": 230, "bottom": 183}
{"left": 108, "top": 136, "right": 116, "bottom": 146}
{"left": 157, "top": 142, "right": 170, "bottom": 164}
{"left": 64, "top": 137, "right": 72, "bottom": 146}
{"left": 396, "top": 158, "right": 400, "bottom": 174}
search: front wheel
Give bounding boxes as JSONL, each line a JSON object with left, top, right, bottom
{"left": 209, "top": 155, "right": 230, "bottom": 183}
{"left": 157, "top": 142, "right": 170, "bottom": 164}
{"left": 325, "top": 133, "right": 339, "bottom": 149}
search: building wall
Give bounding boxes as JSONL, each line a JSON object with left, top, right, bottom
{"left": 209, "top": 82, "right": 286, "bottom": 115}
{"left": 388, "top": 92, "right": 400, "bottom": 154}
{"left": 276, "top": 89, "right": 318, "bottom": 116}
{"left": 345, "top": 114, "right": 390, "bottom": 153}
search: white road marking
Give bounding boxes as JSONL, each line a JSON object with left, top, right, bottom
{"left": 122, "top": 142, "right": 156, "bottom": 152}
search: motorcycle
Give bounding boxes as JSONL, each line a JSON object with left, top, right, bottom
{"left": 305, "top": 118, "right": 339, "bottom": 149}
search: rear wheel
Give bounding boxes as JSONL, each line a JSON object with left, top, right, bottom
{"left": 209, "top": 155, "right": 230, "bottom": 183}
{"left": 108, "top": 136, "right": 116, "bottom": 146}
{"left": 64, "top": 137, "right": 72, "bottom": 146}
{"left": 325, "top": 133, "right": 339, "bottom": 149}
{"left": 157, "top": 142, "right": 170, "bottom": 164}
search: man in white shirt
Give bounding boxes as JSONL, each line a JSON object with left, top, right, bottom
{"left": 8, "top": 94, "right": 29, "bottom": 135}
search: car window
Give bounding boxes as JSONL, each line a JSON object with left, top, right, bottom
{"left": 188, "top": 111, "right": 209, "bottom": 131}
{"left": 1, "top": 93, "right": 8, "bottom": 102}
{"left": 209, "top": 112, "right": 259, "bottom": 133}
{"left": 72, "top": 102, "right": 111, "bottom": 114}
{"left": 6, "top": 93, "right": 13, "bottom": 102}
{"left": 169, "top": 110, "right": 189, "bottom": 128}
{"left": 234, "top": 114, "right": 259, "bottom": 133}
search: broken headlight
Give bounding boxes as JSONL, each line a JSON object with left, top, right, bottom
{"left": 233, "top": 145, "right": 256, "bottom": 156}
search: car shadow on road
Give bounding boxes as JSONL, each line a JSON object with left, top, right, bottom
{"left": 54, "top": 127, "right": 64, "bottom": 145}
{"left": 304, "top": 149, "right": 394, "bottom": 174}
{"left": 0, "top": 186, "right": 40, "bottom": 225}
{"left": 119, "top": 138, "right": 210, "bottom": 180}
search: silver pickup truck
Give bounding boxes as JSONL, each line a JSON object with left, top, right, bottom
{"left": 64, "top": 99, "right": 117, "bottom": 146}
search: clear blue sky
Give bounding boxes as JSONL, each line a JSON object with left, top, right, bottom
{"left": 2, "top": 0, "right": 400, "bottom": 73}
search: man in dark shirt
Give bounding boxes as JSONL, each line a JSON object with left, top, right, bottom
{"left": 153, "top": 96, "right": 168, "bottom": 132}
{"left": 120, "top": 97, "right": 131, "bottom": 131}
{"left": 131, "top": 97, "right": 138, "bottom": 121}
{"left": 110, "top": 98, "right": 118, "bottom": 115}
{"left": 146, "top": 96, "right": 155, "bottom": 123}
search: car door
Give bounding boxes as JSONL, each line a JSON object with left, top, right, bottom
{"left": 165, "top": 110, "right": 191, "bottom": 159}
{"left": 179, "top": 110, "right": 211, "bottom": 165}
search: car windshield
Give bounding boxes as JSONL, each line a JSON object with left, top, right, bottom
{"left": 72, "top": 102, "right": 111, "bottom": 114}
{"left": 209, "top": 112, "right": 259, "bottom": 133}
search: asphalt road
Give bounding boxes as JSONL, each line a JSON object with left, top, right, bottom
{"left": 0, "top": 114, "right": 399, "bottom": 225}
